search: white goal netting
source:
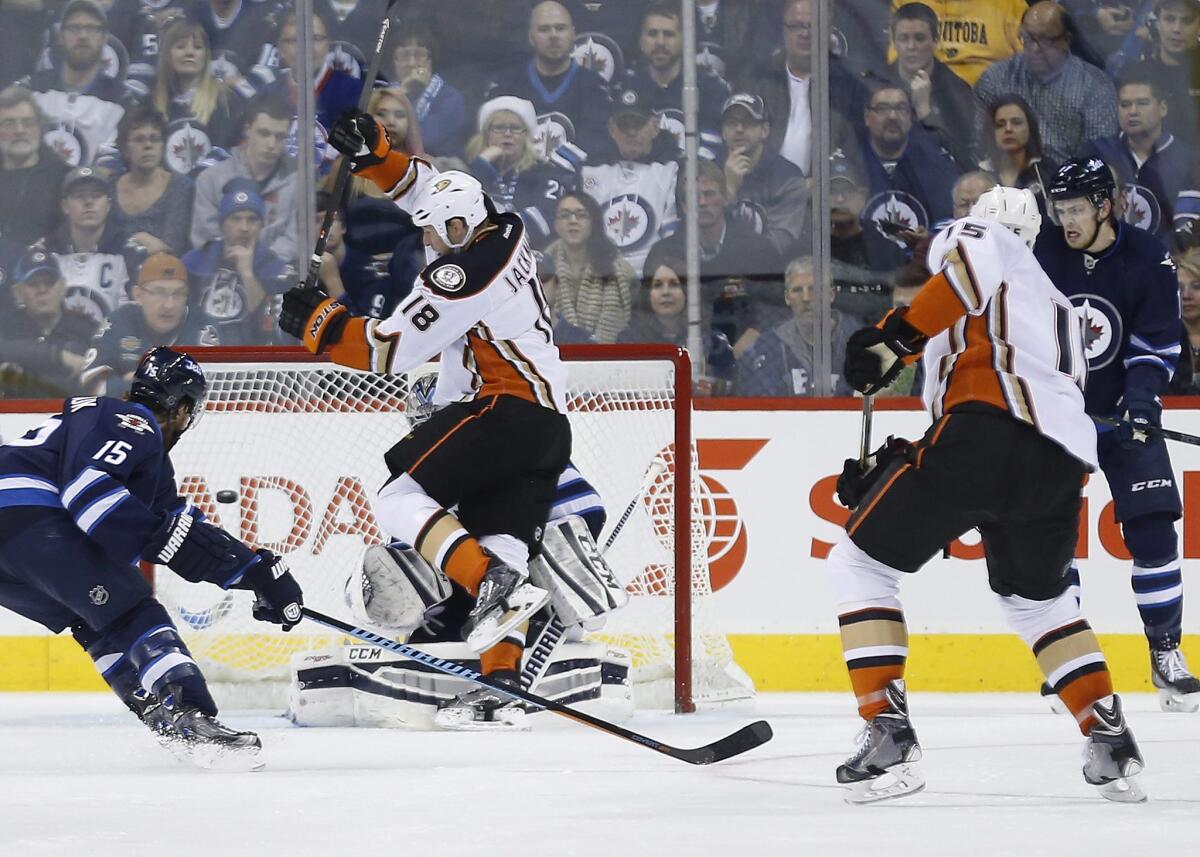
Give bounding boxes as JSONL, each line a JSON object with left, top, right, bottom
{"left": 157, "top": 347, "right": 753, "bottom": 710}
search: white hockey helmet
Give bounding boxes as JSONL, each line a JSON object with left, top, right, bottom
{"left": 410, "top": 170, "right": 489, "bottom": 251}
{"left": 968, "top": 185, "right": 1042, "bottom": 248}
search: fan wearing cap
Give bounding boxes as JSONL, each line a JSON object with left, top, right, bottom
{"left": 182, "top": 181, "right": 292, "bottom": 345}
{"left": 42, "top": 164, "right": 132, "bottom": 327}
{"left": 484, "top": 1, "right": 614, "bottom": 160}
{"left": 90, "top": 252, "right": 219, "bottom": 396}
{"left": 465, "top": 95, "right": 575, "bottom": 249}
{"left": 21, "top": 0, "right": 128, "bottom": 167}
{"left": 0, "top": 86, "right": 71, "bottom": 246}
{"left": 0, "top": 247, "right": 98, "bottom": 399}
{"left": 719, "top": 92, "right": 809, "bottom": 256}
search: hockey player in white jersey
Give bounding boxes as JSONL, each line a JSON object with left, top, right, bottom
{"left": 832, "top": 186, "right": 1146, "bottom": 804}
{"left": 280, "top": 109, "right": 572, "bottom": 661}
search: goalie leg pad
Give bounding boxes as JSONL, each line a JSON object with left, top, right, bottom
{"left": 344, "top": 544, "right": 452, "bottom": 632}
{"left": 528, "top": 516, "right": 629, "bottom": 627}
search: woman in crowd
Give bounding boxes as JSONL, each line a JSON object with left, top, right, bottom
{"left": 978, "top": 94, "right": 1054, "bottom": 199}
{"left": 150, "top": 17, "right": 245, "bottom": 170}
{"left": 111, "top": 106, "right": 194, "bottom": 257}
{"left": 544, "top": 191, "right": 634, "bottom": 343}
{"left": 388, "top": 24, "right": 466, "bottom": 157}
{"left": 619, "top": 255, "right": 690, "bottom": 348}
{"left": 1171, "top": 247, "right": 1200, "bottom": 394}
{"left": 465, "top": 96, "right": 573, "bottom": 248}
{"left": 368, "top": 86, "right": 426, "bottom": 160}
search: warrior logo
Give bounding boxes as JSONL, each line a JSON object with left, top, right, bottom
{"left": 89, "top": 585, "right": 109, "bottom": 606}
{"left": 1072, "top": 294, "right": 1123, "bottom": 370}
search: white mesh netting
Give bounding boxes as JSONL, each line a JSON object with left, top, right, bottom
{"left": 157, "top": 351, "right": 753, "bottom": 710}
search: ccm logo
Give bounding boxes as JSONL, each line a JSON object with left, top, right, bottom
{"left": 1131, "top": 479, "right": 1173, "bottom": 492}
{"left": 348, "top": 647, "right": 383, "bottom": 660}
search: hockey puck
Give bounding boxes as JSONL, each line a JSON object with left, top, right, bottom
{"left": 216, "top": 490, "right": 239, "bottom": 504}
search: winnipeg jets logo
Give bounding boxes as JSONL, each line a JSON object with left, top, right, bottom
{"left": 865, "top": 191, "right": 928, "bottom": 248}
{"left": 1073, "top": 295, "right": 1123, "bottom": 370}
{"left": 602, "top": 194, "right": 656, "bottom": 249}
{"left": 165, "top": 120, "right": 213, "bottom": 175}
{"left": 572, "top": 32, "right": 623, "bottom": 81}
{"left": 116, "top": 412, "right": 154, "bottom": 434}
{"left": 1121, "top": 183, "right": 1161, "bottom": 234}
{"left": 533, "top": 112, "right": 576, "bottom": 159}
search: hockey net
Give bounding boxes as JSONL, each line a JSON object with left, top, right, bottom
{"left": 157, "top": 344, "right": 753, "bottom": 712}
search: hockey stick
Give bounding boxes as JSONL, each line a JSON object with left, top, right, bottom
{"left": 304, "top": 0, "right": 400, "bottom": 290}
{"left": 1091, "top": 415, "right": 1200, "bottom": 447}
{"left": 858, "top": 394, "right": 874, "bottom": 466}
{"left": 303, "top": 607, "right": 773, "bottom": 764}
{"left": 521, "top": 456, "right": 671, "bottom": 690}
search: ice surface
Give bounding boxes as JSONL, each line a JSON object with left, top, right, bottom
{"left": 1, "top": 692, "right": 1196, "bottom": 857}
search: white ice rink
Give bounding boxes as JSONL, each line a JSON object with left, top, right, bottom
{"left": 1, "top": 692, "right": 1196, "bottom": 857}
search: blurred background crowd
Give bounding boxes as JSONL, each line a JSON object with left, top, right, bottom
{"left": 2, "top": 0, "right": 1200, "bottom": 399}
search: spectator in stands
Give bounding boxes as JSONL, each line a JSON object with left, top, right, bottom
{"left": 0, "top": 247, "right": 97, "bottom": 399}
{"left": 192, "top": 0, "right": 276, "bottom": 86}
{"left": 315, "top": 0, "right": 386, "bottom": 51}
{"left": 111, "top": 105, "right": 194, "bottom": 257}
{"left": 191, "top": 94, "right": 298, "bottom": 261}
{"left": 1064, "top": 0, "right": 1139, "bottom": 66}
{"left": 90, "top": 251, "right": 219, "bottom": 396}
{"left": 951, "top": 169, "right": 998, "bottom": 219}
{"left": 1107, "top": 0, "right": 1200, "bottom": 147}
{"left": 264, "top": 11, "right": 360, "bottom": 131}
{"left": 735, "top": 256, "right": 855, "bottom": 396}
{"left": 735, "top": 0, "right": 862, "bottom": 175}
{"left": 486, "top": 0, "right": 613, "bottom": 159}
{"left": 873, "top": 267, "right": 925, "bottom": 397}
{"left": 0, "top": 0, "right": 46, "bottom": 89}
{"left": 25, "top": 0, "right": 127, "bottom": 166}
{"left": 544, "top": 190, "right": 635, "bottom": 343}
{"left": 0, "top": 235, "right": 22, "bottom": 313}
{"left": 620, "top": 1, "right": 731, "bottom": 158}
{"left": 387, "top": 24, "right": 466, "bottom": 157}
{"left": 368, "top": 87, "right": 425, "bottom": 158}
{"left": 858, "top": 80, "right": 961, "bottom": 243}
{"left": 618, "top": 253, "right": 690, "bottom": 347}
{"left": 719, "top": 92, "right": 809, "bottom": 256}
{"left": 978, "top": 95, "right": 1054, "bottom": 200}
{"left": 888, "top": 2, "right": 978, "bottom": 167}
{"left": 414, "top": 0, "right": 528, "bottom": 100}
{"left": 183, "top": 183, "right": 292, "bottom": 345}
{"left": 686, "top": 0, "right": 773, "bottom": 85}
{"left": 42, "top": 165, "right": 131, "bottom": 326}
{"left": 534, "top": 250, "right": 595, "bottom": 344}
{"left": 466, "top": 96, "right": 574, "bottom": 249}
{"left": 906, "top": 0, "right": 1028, "bottom": 87}
{"left": 575, "top": 89, "right": 679, "bottom": 276}
{"left": 150, "top": 16, "right": 245, "bottom": 166}
{"left": 0, "top": 85, "right": 69, "bottom": 245}
{"left": 975, "top": 2, "right": 1118, "bottom": 165}
{"left": 560, "top": 0, "right": 646, "bottom": 83}
{"left": 1087, "top": 63, "right": 1200, "bottom": 239}
{"left": 645, "top": 159, "right": 784, "bottom": 356}
{"left": 1172, "top": 246, "right": 1200, "bottom": 392}
{"left": 828, "top": 153, "right": 904, "bottom": 326}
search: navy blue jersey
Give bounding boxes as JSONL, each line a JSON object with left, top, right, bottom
{"left": 0, "top": 397, "right": 184, "bottom": 565}
{"left": 1034, "top": 222, "right": 1182, "bottom": 415}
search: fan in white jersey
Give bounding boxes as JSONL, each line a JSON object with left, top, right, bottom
{"left": 280, "top": 109, "right": 573, "bottom": 666}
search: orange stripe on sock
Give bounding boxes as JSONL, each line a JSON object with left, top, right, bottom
{"left": 849, "top": 664, "right": 905, "bottom": 720}
{"left": 443, "top": 537, "right": 489, "bottom": 595}
{"left": 481, "top": 642, "right": 523, "bottom": 676}
{"left": 1060, "top": 670, "right": 1114, "bottom": 736}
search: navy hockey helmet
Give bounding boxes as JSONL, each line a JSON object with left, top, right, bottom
{"left": 129, "top": 346, "right": 208, "bottom": 430}
{"left": 1047, "top": 157, "right": 1116, "bottom": 211}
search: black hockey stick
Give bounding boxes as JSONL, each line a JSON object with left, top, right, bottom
{"left": 302, "top": 607, "right": 773, "bottom": 765}
{"left": 858, "top": 394, "right": 874, "bottom": 466}
{"left": 305, "top": 0, "right": 400, "bottom": 290}
{"left": 1091, "top": 415, "right": 1200, "bottom": 447}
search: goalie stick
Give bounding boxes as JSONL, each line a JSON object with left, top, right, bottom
{"left": 520, "top": 457, "right": 671, "bottom": 691}
{"left": 303, "top": 607, "right": 773, "bottom": 764}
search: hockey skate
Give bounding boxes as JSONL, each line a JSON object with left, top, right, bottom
{"left": 1082, "top": 695, "right": 1147, "bottom": 803}
{"left": 127, "top": 688, "right": 179, "bottom": 748}
{"left": 158, "top": 685, "right": 264, "bottom": 771}
{"left": 1150, "top": 648, "right": 1200, "bottom": 713}
{"left": 836, "top": 680, "right": 924, "bottom": 805}
{"left": 462, "top": 556, "right": 549, "bottom": 653}
{"left": 434, "top": 670, "right": 531, "bottom": 731}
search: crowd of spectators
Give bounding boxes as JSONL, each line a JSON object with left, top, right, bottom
{"left": 2, "top": 0, "right": 1200, "bottom": 400}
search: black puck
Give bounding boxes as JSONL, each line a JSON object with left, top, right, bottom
{"left": 216, "top": 490, "right": 238, "bottom": 504}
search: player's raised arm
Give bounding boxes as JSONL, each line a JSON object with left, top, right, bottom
{"left": 326, "top": 108, "right": 438, "bottom": 208}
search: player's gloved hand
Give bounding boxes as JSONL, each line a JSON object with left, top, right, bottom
{"left": 279, "top": 285, "right": 348, "bottom": 353}
{"left": 238, "top": 550, "right": 304, "bottom": 631}
{"left": 328, "top": 108, "right": 391, "bottom": 172}
{"left": 148, "top": 505, "right": 249, "bottom": 582}
{"left": 1116, "top": 394, "right": 1163, "bottom": 449}
{"left": 836, "top": 436, "right": 913, "bottom": 509}
{"left": 844, "top": 309, "right": 928, "bottom": 395}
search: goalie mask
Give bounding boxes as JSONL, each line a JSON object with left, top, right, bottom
{"left": 410, "top": 170, "right": 489, "bottom": 252}
{"left": 968, "top": 186, "right": 1042, "bottom": 248}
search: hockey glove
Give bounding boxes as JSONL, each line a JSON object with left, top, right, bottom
{"left": 279, "top": 285, "right": 349, "bottom": 353}
{"left": 844, "top": 309, "right": 928, "bottom": 395}
{"left": 147, "top": 507, "right": 259, "bottom": 586}
{"left": 329, "top": 108, "right": 392, "bottom": 172}
{"left": 1116, "top": 393, "right": 1163, "bottom": 449}
{"left": 836, "top": 436, "right": 913, "bottom": 509}
{"left": 236, "top": 550, "right": 304, "bottom": 631}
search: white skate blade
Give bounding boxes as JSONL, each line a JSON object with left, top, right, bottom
{"left": 466, "top": 583, "right": 550, "bottom": 653}
{"left": 1097, "top": 773, "right": 1148, "bottom": 803}
{"left": 843, "top": 764, "right": 925, "bottom": 805}
{"left": 1157, "top": 688, "right": 1200, "bottom": 713}
{"left": 434, "top": 706, "right": 530, "bottom": 732}
{"left": 171, "top": 738, "right": 264, "bottom": 772}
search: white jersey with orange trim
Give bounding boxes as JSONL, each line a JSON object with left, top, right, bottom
{"left": 915, "top": 216, "right": 1097, "bottom": 469}
{"left": 339, "top": 156, "right": 567, "bottom": 413}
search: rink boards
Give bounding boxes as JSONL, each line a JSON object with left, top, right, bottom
{"left": 1, "top": 398, "right": 1198, "bottom": 692}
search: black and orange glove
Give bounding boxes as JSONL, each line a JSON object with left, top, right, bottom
{"left": 329, "top": 108, "right": 391, "bottom": 172}
{"left": 279, "top": 285, "right": 348, "bottom": 353}
{"left": 844, "top": 308, "right": 928, "bottom": 395}
{"left": 836, "top": 437, "right": 913, "bottom": 509}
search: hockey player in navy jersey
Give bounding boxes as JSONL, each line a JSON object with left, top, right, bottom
{"left": 1036, "top": 157, "right": 1200, "bottom": 711}
{"left": 0, "top": 347, "right": 304, "bottom": 766}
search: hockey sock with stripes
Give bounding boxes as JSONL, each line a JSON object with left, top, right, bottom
{"left": 1032, "top": 619, "right": 1114, "bottom": 735}
{"left": 1123, "top": 513, "right": 1183, "bottom": 650}
{"left": 839, "top": 607, "right": 908, "bottom": 720}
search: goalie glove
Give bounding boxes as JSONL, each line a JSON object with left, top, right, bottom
{"left": 836, "top": 436, "right": 913, "bottom": 510}
{"left": 329, "top": 108, "right": 392, "bottom": 172}
{"left": 279, "top": 285, "right": 348, "bottom": 353}
{"left": 235, "top": 549, "right": 304, "bottom": 631}
{"left": 844, "top": 308, "right": 928, "bottom": 395}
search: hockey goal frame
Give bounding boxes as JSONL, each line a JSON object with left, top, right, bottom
{"left": 180, "top": 343, "right": 699, "bottom": 713}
